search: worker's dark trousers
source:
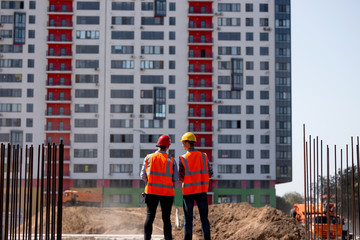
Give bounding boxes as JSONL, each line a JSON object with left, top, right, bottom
{"left": 183, "top": 192, "right": 211, "bottom": 240}
{"left": 144, "top": 194, "right": 174, "bottom": 240}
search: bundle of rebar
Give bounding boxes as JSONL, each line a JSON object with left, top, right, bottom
{"left": 0, "top": 143, "right": 64, "bottom": 240}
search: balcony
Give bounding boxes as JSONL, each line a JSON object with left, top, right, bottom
{"left": 47, "top": 22, "right": 73, "bottom": 29}
{"left": 46, "top": 82, "right": 72, "bottom": 88}
{"left": 188, "top": 37, "right": 213, "bottom": 45}
{"left": 195, "top": 141, "right": 214, "bottom": 149}
{"left": 188, "top": 81, "right": 213, "bottom": 88}
{"left": 188, "top": 126, "right": 214, "bottom": 133}
{"left": 188, "top": 52, "right": 213, "bottom": 59}
{"left": 45, "top": 126, "right": 71, "bottom": 132}
{"left": 45, "top": 112, "right": 72, "bottom": 117}
{"left": 48, "top": 6, "right": 73, "bottom": 14}
{"left": 46, "top": 66, "right": 72, "bottom": 72}
{"left": 47, "top": 36, "right": 73, "bottom": 43}
{"left": 47, "top": 51, "right": 73, "bottom": 58}
{"left": 188, "top": 68, "right": 213, "bottom": 74}
{"left": 188, "top": 111, "right": 213, "bottom": 118}
{"left": 188, "top": 96, "right": 213, "bottom": 103}
{"left": 188, "top": 9, "right": 214, "bottom": 16}
{"left": 45, "top": 96, "right": 72, "bottom": 102}
{"left": 188, "top": 23, "right": 213, "bottom": 30}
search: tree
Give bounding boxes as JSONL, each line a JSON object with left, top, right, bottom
{"left": 276, "top": 192, "right": 304, "bottom": 215}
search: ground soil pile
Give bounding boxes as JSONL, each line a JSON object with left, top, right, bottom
{"left": 59, "top": 202, "right": 304, "bottom": 239}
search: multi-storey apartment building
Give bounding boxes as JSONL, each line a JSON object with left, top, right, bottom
{"left": 0, "top": 0, "right": 291, "bottom": 207}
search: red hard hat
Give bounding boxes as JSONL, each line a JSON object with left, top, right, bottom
{"left": 156, "top": 135, "right": 171, "bottom": 147}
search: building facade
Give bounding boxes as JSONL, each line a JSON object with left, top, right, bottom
{"left": 0, "top": 0, "right": 291, "bottom": 207}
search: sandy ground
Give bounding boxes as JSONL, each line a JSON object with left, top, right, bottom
{"left": 58, "top": 202, "right": 305, "bottom": 240}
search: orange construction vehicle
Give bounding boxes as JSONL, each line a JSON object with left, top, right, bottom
{"left": 63, "top": 190, "right": 103, "bottom": 207}
{"left": 291, "top": 203, "right": 345, "bottom": 239}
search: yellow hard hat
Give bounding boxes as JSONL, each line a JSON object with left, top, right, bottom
{"left": 181, "top": 132, "right": 196, "bottom": 142}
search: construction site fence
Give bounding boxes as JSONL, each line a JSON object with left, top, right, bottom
{"left": 0, "top": 143, "right": 64, "bottom": 240}
{"left": 303, "top": 124, "right": 359, "bottom": 240}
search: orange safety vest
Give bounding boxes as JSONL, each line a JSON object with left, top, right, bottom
{"left": 180, "top": 151, "right": 209, "bottom": 195}
{"left": 144, "top": 151, "right": 175, "bottom": 196}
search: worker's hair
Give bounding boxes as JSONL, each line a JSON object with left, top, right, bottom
{"left": 184, "top": 141, "right": 195, "bottom": 148}
{"left": 159, "top": 146, "right": 167, "bottom": 151}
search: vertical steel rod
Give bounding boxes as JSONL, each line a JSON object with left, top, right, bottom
{"left": 346, "top": 145, "right": 350, "bottom": 239}
{"left": 57, "top": 142, "right": 64, "bottom": 240}
{"left": 0, "top": 144, "right": 5, "bottom": 240}
{"left": 303, "top": 125, "right": 308, "bottom": 239}
{"left": 334, "top": 145, "right": 338, "bottom": 240}
{"left": 40, "top": 145, "right": 45, "bottom": 240}
{"left": 5, "top": 144, "right": 12, "bottom": 240}
{"left": 51, "top": 144, "right": 57, "bottom": 240}
{"left": 351, "top": 137, "right": 356, "bottom": 237}
{"left": 309, "top": 136, "right": 313, "bottom": 239}
{"left": 340, "top": 149, "right": 343, "bottom": 240}
{"left": 35, "top": 145, "right": 41, "bottom": 240}
{"left": 326, "top": 146, "right": 330, "bottom": 240}
{"left": 45, "top": 144, "right": 52, "bottom": 240}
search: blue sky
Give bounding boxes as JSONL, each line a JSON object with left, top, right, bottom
{"left": 275, "top": 0, "right": 360, "bottom": 196}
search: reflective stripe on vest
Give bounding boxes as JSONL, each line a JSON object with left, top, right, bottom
{"left": 181, "top": 152, "right": 209, "bottom": 194}
{"left": 145, "top": 152, "right": 174, "bottom": 196}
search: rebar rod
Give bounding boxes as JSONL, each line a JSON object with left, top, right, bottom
{"left": 303, "top": 125, "right": 308, "bottom": 239}
{"left": 5, "top": 144, "right": 12, "bottom": 240}
{"left": 57, "top": 142, "right": 64, "bottom": 240}
{"left": 45, "top": 144, "right": 52, "bottom": 240}
{"left": 326, "top": 146, "right": 330, "bottom": 240}
{"left": 334, "top": 145, "right": 338, "bottom": 240}
{"left": 35, "top": 145, "right": 41, "bottom": 240}
{"left": 51, "top": 144, "right": 57, "bottom": 240}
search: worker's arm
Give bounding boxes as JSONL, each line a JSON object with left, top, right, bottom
{"left": 178, "top": 157, "right": 185, "bottom": 182}
{"left": 172, "top": 158, "right": 179, "bottom": 182}
{"left": 208, "top": 159, "right": 213, "bottom": 178}
{"left": 140, "top": 156, "right": 148, "bottom": 182}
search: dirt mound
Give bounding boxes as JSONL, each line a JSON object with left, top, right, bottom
{"left": 59, "top": 203, "right": 304, "bottom": 239}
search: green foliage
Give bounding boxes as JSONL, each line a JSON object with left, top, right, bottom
{"left": 276, "top": 192, "right": 304, "bottom": 215}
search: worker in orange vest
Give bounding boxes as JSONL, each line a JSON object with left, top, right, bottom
{"left": 140, "top": 134, "right": 178, "bottom": 240}
{"left": 179, "top": 132, "right": 213, "bottom": 240}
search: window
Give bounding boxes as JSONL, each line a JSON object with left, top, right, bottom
{"left": 112, "top": 2, "right": 134, "bottom": 10}
{"left": 76, "top": 30, "right": 99, "bottom": 39}
{"left": 75, "top": 89, "right": 98, "bottom": 98}
{"left": 29, "top": 1, "right": 36, "bottom": 9}
{"left": 26, "top": 118, "right": 33, "bottom": 127}
{"left": 246, "top": 61, "right": 254, "bottom": 70}
{"left": 110, "top": 164, "right": 133, "bottom": 173}
{"left": 110, "top": 119, "right": 133, "bottom": 128}
{"left": 0, "top": 104, "right": 21, "bottom": 112}
{"left": 218, "top": 195, "right": 241, "bottom": 203}
{"left": 74, "top": 164, "right": 97, "bottom": 173}
{"left": 141, "top": 2, "right": 153, "bottom": 10}
{"left": 169, "top": 61, "right": 175, "bottom": 69}
{"left": 141, "top": 60, "right": 164, "bottom": 69}
{"left": 74, "top": 180, "right": 97, "bottom": 188}
{"left": 27, "top": 89, "right": 33, "bottom": 97}
{"left": 140, "top": 120, "right": 164, "bottom": 128}
{"left": 218, "top": 165, "right": 241, "bottom": 174}
{"left": 74, "top": 149, "right": 98, "bottom": 158}
{"left": 14, "top": 12, "right": 26, "bottom": 44}
{"left": 245, "top": 3, "right": 253, "bottom": 12}
{"left": 169, "top": 90, "right": 175, "bottom": 98}
{"left": 169, "top": 2, "right": 176, "bottom": 11}
{"left": 246, "top": 47, "right": 253, "bottom": 55}
{"left": 260, "top": 18, "right": 269, "bottom": 27}
{"left": 109, "top": 180, "right": 132, "bottom": 188}
{"left": 76, "top": 75, "right": 99, "bottom": 83}
{"left": 111, "top": 104, "right": 133, "bottom": 113}
{"left": 110, "top": 134, "right": 133, "bottom": 143}
{"left": 112, "top": 16, "right": 134, "bottom": 25}
{"left": 260, "top": 34, "right": 269, "bottom": 43}
{"left": 246, "top": 150, "right": 254, "bottom": 159}
{"left": 29, "top": 15, "right": 35, "bottom": 24}
{"left": 260, "top": 47, "right": 269, "bottom": 56}
{"left": 169, "top": 17, "right": 176, "bottom": 25}
{"left": 261, "top": 150, "right": 270, "bottom": 159}
{"left": 77, "top": 2, "right": 100, "bottom": 10}
{"left": 218, "top": 32, "right": 240, "bottom": 41}
{"left": 218, "top": 18, "right": 240, "bottom": 26}
{"left": 76, "top": 60, "right": 99, "bottom": 68}
{"left": 141, "top": 75, "right": 163, "bottom": 84}
{"left": 245, "top": 18, "right": 253, "bottom": 26}
{"left": 76, "top": 45, "right": 99, "bottom": 54}
{"left": 261, "top": 165, "right": 270, "bottom": 174}
{"left": 169, "top": 105, "right": 175, "bottom": 113}
{"left": 246, "top": 32, "right": 253, "bottom": 41}
{"left": 169, "top": 119, "right": 175, "bottom": 128}
{"left": 246, "top": 120, "right": 254, "bottom": 129}
{"left": 246, "top": 91, "right": 254, "bottom": 99}
{"left": 111, "top": 90, "right": 134, "bottom": 98}
{"left": 260, "top": 91, "right": 269, "bottom": 99}
{"left": 260, "top": 181, "right": 270, "bottom": 189}
{"left": 260, "top": 120, "right": 269, "bottom": 129}
{"left": 218, "top": 3, "right": 240, "bottom": 12}
{"left": 218, "top": 180, "right": 241, "bottom": 189}
{"left": 75, "top": 104, "right": 98, "bottom": 113}
{"left": 218, "top": 150, "right": 241, "bottom": 159}
{"left": 246, "top": 165, "right": 254, "bottom": 174}
{"left": 218, "top": 47, "right": 240, "bottom": 55}
{"left": 141, "top": 31, "right": 164, "bottom": 40}
{"left": 77, "top": 16, "right": 99, "bottom": 24}
{"left": 218, "top": 120, "right": 241, "bottom": 129}
{"left": 141, "top": 46, "right": 163, "bottom": 54}
{"left": 155, "top": 0, "right": 166, "bottom": 16}
{"left": 218, "top": 135, "right": 241, "bottom": 144}
{"left": 246, "top": 135, "right": 254, "bottom": 144}
{"left": 260, "top": 195, "right": 270, "bottom": 204}
{"left": 218, "top": 105, "right": 241, "bottom": 114}
{"left": 75, "top": 119, "right": 98, "bottom": 128}
{"left": 169, "top": 46, "right": 175, "bottom": 55}
{"left": 27, "top": 104, "right": 33, "bottom": 112}
{"left": 154, "top": 87, "right": 166, "bottom": 119}
{"left": 28, "top": 30, "right": 35, "bottom": 38}
{"left": 74, "top": 134, "right": 97, "bottom": 143}
{"left": 246, "top": 76, "right": 254, "bottom": 85}
{"left": 169, "top": 32, "right": 175, "bottom": 40}
{"left": 259, "top": 4, "right": 268, "bottom": 12}
{"left": 261, "top": 135, "right": 270, "bottom": 144}
{"left": 218, "top": 91, "right": 241, "bottom": 99}
{"left": 111, "top": 60, "right": 134, "bottom": 69}
{"left": 260, "top": 76, "right": 269, "bottom": 85}
{"left": 260, "top": 105, "right": 269, "bottom": 114}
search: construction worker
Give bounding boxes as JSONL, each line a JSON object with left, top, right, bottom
{"left": 140, "top": 134, "right": 178, "bottom": 240}
{"left": 179, "top": 132, "right": 213, "bottom": 240}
